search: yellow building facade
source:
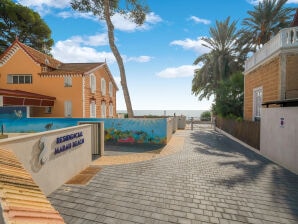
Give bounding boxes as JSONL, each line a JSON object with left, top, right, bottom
{"left": 244, "top": 27, "right": 298, "bottom": 121}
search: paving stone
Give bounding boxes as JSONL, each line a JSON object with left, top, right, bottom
{"left": 83, "top": 212, "right": 98, "bottom": 221}
{"left": 48, "top": 127, "right": 298, "bottom": 224}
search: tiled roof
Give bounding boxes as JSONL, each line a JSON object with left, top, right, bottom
{"left": 291, "top": 8, "right": 298, "bottom": 27}
{"left": 16, "top": 40, "right": 62, "bottom": 69}
{"left": 40, "top": 63, "right": 104, "bottom": 76}
{"left": 0, "top": 148, "right": 65, "bottom": 224}
{"left": 0, "top": 39, "right": 61, "bottom": 69}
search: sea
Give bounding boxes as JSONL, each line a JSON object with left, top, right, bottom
{"left": 117, "top": 110, "right": 206, "bottom": 119}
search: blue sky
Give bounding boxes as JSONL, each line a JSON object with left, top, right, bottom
{"left": 16, "top": 0, "right": 298, "bottom": 110}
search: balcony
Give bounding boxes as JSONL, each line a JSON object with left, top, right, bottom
{"left": 244, "top": 27, "right": 298, "bottom": 73}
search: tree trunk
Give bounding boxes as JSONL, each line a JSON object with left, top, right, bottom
{"left": 103, "top": 0, "right": 134, "bottom": 118}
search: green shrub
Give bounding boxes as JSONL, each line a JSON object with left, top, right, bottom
{"left": 200, "top": 111, "right": 211, "bottom": 121}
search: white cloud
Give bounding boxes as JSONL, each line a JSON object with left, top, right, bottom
{"left": 156, "top": 65, "right": 199, "bottom": 78}
{"left": 51, "top": 34, "right": 151, "bottom": 64}
{"left": 59, "top": 33, "right": 108, "bottom": 47}
{"left": 51, "top": 38, "right": 115, "bottom": 63}
{"left": 287, "top": 0, "right": 298, "bottom": 3}
{"left": 126, "top": 56, "right": 152, "bottom": 63}
{"left": 83, "top": 34, "right": 108, "bottom": 46}
{"left": 17, "top": 0, "right": 71, "bottom": 15}
{"left": 189, "top": 16, "right": 211, "bottom": 25}
{"left": 18, "top": 0, "right": 70, "bottom": 8}
{"left": 170, "top": 37, "right": 210, "bottom": 55}
{"left": 145, "top": 12, "right": 163, "bottom": 24}
{"left": 57, "top": 11, "right": 98, "bottom": 21}
{"left": 59, "top": 11, "right": 162, "bottom": 32}
{"left": 110, "top": 12, "right": 162, "bottom": 32}
{"left": 111, "top": 14, "right": 139, "bottom": 32}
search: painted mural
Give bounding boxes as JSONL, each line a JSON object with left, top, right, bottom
{"left": 104, "top": 119, "right": 167, "bottom": 144}
{"left": 0, "top": 117, "right": 167, "bottom": 145}
{"left": 0, "top": 106, "right": 27, "bottom": 119}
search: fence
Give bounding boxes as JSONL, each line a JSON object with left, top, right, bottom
{"left": 215, "top": 117, "right": 260, "bottom": 150}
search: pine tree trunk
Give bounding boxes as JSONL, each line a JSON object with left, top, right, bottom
{"left": 103, "top": 0, "right": 134, "bottom": 118}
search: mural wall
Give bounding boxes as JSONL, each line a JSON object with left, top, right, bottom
{"left": 0, "top": 117, "right": 168, "bottom": 145}
{"left": 0, "top": 106, "right": 27, "bottom": 119}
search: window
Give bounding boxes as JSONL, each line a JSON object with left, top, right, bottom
{"left": 45, "top": 107, "right": 52, "bottom": 114}
{"left": 109, "top": 103, "right": 113, "bottom": 117}
{"left": 64, "top": 76, "right": 72, "bottom": 87}
{"left": 253, "top": 87, "right": 263, "bottom": 121}
{"left": 101, "top": 78, "right": 106, "bottom": 96}
{"left": 7, "top": 74, "right": 32, "bottom": 84}
{"left": 109, "top": 81, "right": 113, "bottom": 97}
{"left": 90, "top": 100, "right": 96, "bottom": 118}
{"left": 90, "top": 73, "right": 96, "bottom": 93}
{"left": 101, "top": 101, "right": 106, "bottom": 118}
{"left": 42, "top": 66, "right": 47, "bottom": 72}
{"left": 64, "top": 101, "right": 72, "bottom": 117}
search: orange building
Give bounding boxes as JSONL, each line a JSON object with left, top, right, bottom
{"left": 0, "top": 39, "right": 118, "bottom": 118}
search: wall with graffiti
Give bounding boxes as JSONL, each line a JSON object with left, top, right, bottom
{"left": 0, "top": 117, "right": 168, "bottom": 145}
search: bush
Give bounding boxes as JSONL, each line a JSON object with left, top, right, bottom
{"left": 200, "top": 111, "right": 211, "bottom": 121}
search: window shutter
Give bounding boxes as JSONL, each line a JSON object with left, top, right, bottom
{"left": 109, "top": 81, "right": 113, "bottom": 97}
{"left": 101, "top": 78, "right": 106, "bottom": 96}
{"left": 90, "top": 101, "right": 96, "bottom": 118}
{"left": 64, "top": 101, "right": 72, "bottom": 117}
{"left": 90, "top": 74, "right": 96, "bottom": 93}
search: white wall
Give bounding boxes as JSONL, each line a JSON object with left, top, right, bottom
{"left": 261, "top": 107, "right": 298, "bottom": 174}
{"left": 167, "top": 117, "right": 178, "bottom": 143}
{"left": 0, "top": 125, "right": 92, "bottom": 195}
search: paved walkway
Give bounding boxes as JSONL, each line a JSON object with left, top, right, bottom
{"left": 48, "top": 126, "right": 298, "bottom": 224}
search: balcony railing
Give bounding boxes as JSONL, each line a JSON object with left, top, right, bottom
{"left": 245, "top": 27, "right": 298, "bottom": 72}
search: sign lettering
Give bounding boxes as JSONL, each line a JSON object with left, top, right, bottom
{"left": 54, "top": 131, "right": 84, "bottom": 154}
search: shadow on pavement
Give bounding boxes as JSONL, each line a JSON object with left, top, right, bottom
{"left": 190, "top": 129, "right": 298, "bottom": 219}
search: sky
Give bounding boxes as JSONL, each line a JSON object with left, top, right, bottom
{"left": 15, "top": 0, "right": 298, "bottom": 111}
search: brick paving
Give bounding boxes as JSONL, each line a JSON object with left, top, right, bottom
{"left": 48, "top": 126, "right": 298, "bottom": 224}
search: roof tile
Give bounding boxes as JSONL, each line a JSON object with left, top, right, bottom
{"left": 40, "top": 63, "right": 104, "bottom": 76}
{"left": 0, "top": 148, "right": 65, "bottom": 224}
{"left": 16, "top": 40, "right": 62, "bottom": 69}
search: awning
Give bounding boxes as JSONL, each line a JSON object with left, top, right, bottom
{"left": 0, "top": 89, "right": 56, "bottom": 107}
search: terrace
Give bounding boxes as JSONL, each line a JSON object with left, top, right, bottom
{"left": 245, "top": 27, "right": 298, "bottom": 73}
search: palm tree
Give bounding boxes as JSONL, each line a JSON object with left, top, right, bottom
{"left": 192, "top": 52, "right": 218, "bottom": 100}
{"left": 192, "top": 17, "right": 248, "bottom": 100}
{"left": 242, "top": 0, "right": 294, "bottom": 49}
{"left": 71, "top": 0, "right": 149, "bottom": 118}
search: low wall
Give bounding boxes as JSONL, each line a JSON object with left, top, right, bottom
{"left": 0, "top": 118, "right": 168, "bottom": 145}
{"left": 261, "top": 107, "right": 298, "bottom": 174}
{"left": 0, "top": 124, "right": 92, "bottom": 195}
{"left": 166, "top": 117, "right": 177, "bottom": 143}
